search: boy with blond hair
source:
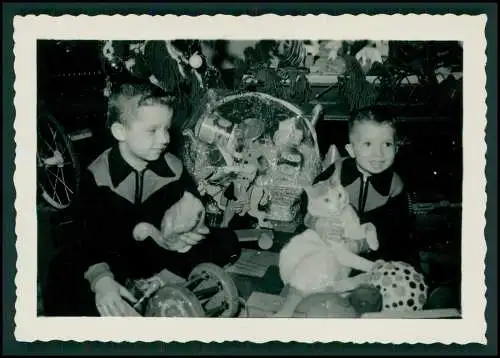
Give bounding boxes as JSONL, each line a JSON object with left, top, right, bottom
{"left": 44, "top": 81, "right": 241, "bottom": 316}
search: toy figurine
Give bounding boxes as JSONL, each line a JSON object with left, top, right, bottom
{"left": 219, "top": 165, "right": 258, "bottom": 228}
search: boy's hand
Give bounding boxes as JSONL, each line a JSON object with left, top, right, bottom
{"left": 371, "top": 259, "right": 386, "bottom": 271}
{"left": 94, "top": 276, "right": 140, "bottom": 317}
{"left": 178, "top": 231, "right": 205, "bottom": 246}
{"left": 363, "top": 223, "right": 379, "bottom": 251}
{"left": 168, "top": 223, "right": 210, "bottom": 252}
{"left": 314, "top": 218, "right": 343, "bottom": 241}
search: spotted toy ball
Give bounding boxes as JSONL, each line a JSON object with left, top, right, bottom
{"left": 369, "top": 261, "right": 428, "bottom": 312}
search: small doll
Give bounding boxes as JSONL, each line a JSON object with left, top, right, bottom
{"left": 219, "top": 165, "right": 258, "bottom": 228}
{"left": 273, "top": 177, "right": 380, "bottom": 317}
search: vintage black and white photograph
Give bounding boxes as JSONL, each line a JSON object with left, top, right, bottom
{"left": 14, "top": 14, "right": 487, "bottom": 344}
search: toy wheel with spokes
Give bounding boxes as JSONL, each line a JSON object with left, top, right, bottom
{"left": 37, "top": 107, "right": 80, "bottom": 210}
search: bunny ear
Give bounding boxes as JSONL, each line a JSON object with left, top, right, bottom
{"left": 329, "top": 177, "right": 347, "bottom": 193}
{"left": 304, "top": 185, "right": 314, "bottom": 197}
{"left": 328, "top": 176, "right": 339, "bottom": 187}
{"left": 337, "top": 183, "right": 348, "bottom": 198}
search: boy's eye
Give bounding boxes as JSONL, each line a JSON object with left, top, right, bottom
{"left": 384, "top": 142, "right": 394, "bottom": 147}
{"left": 363, "top": 141, "right": 371, "bottom": 147}
{"left": 147, "top": 127, "right": 168, "bottom": 134}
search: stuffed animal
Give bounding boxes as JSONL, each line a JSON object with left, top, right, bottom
{"left": 272, "top": 177, "right": 381, "bottom": 317}
{"left": 303, "top": 175, "right": 379, "bottom": 252}
{"left": 133, "top": 191, "right": 210, "bottom": 253}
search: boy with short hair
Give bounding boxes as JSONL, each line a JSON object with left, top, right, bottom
{"left": 43, "top": 82, "right": 241, "bottom": 317}
{"left": 306, "top": 106, "right": 416, "bottom": 265}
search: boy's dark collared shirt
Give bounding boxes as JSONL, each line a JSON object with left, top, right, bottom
{"left": 107, "top": 144, "right": 176, "bottom": 189}
{"left": 79, "top": 145, "right": 201, "bottom": 282}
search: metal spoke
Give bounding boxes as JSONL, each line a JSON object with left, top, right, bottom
{"left": 58, "top": 166, "right": 71, "bottom": 203}
{"left": 44, "top": 168, "right": 63, "bottom": 206}
{"left": 49, "top": 123, "right": 58, "bottom": 152}
{"left": 54, "top": 140, "right": 67, "bottom": 157}
{"left": 38, "top": 128, "right": 55, "bottom": 153}
{"left": 46, "top": 167, "right": 74, "bottom": 195}
{"left": 49, "top": 124, "right": 67, "bottom": 156}
{"left": 36, "top": 152, "right": 44, "bottom": 167}
{"left": 37, "top": 114, "right": 78, "bottom": 209}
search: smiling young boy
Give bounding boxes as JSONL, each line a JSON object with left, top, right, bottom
{"left": 43, "top": 81, "right": 241, "bottom": 317}
{"left": 308, "top": 107, "right": 416, "bottom": 265}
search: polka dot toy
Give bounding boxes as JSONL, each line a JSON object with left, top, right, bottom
{"left": 369, "top": 261, "right": 428, "bottom": 312}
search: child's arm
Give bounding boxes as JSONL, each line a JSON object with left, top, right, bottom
{"left": 367, "top": 188, "right": 417, "bottom": 266}
{"left": 389, "top": 189, "right": 418, "bottom": 265}
{"left": 78, "top": 169, "right": 144, "bottom": 289}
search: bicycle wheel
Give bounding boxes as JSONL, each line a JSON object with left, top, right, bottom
{"left": 37, "top": 108, "right": 80, "bottom": 210}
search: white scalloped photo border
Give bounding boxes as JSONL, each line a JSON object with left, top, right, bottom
{"left": 13, "top": 14, "right": 488, "bottom": 344}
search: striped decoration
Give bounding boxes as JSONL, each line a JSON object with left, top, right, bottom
{"left": 279, "top": 40, "right": 308, "bottom": 68}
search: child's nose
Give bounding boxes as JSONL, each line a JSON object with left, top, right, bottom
{"left": 158, "top": 131, "right": 170, "bottom": 145}
{"left": 373, "top": 145, "right": 383, "bottom": 157}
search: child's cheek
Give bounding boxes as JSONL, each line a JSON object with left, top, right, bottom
{"left": 145, "top": 133, "right": 156, "bottom": 148}
{"left": 356, "top": 146, "right": 368, "bottom": 156}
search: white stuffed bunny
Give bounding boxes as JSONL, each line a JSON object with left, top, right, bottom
{"left": 273, "top": 177, "right": 380, "bottom": 317}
